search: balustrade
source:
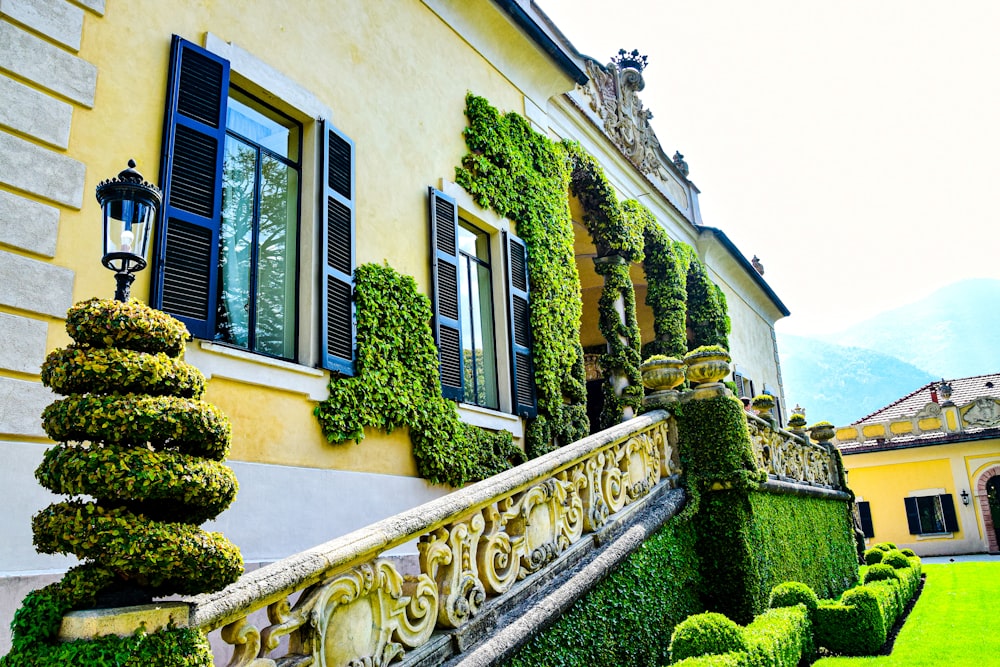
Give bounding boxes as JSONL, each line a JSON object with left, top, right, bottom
{"left": 746, "top": 413, "right": 839, "bottom": 487}
{"left": 189, "top": 411, "right": 679, "bottom": 666}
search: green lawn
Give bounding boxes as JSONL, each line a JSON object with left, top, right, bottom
{"left": 814, "top": 562, "right": 1000, "bottom": 666}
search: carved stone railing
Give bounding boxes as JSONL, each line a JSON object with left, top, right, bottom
{"left": 746, "top": 414, "right": 839, "bottom": 488}
{"left": 188, "top": 411, "right": 679, "bottom": 666}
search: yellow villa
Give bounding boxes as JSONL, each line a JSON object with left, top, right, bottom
{"left": 0, "top": 0, "right": 794, "bottom": 652}
{"left": 835, "top": 374, "right": 1000, "bottom": 556}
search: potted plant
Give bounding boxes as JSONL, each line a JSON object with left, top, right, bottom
{"left": 751, "top": 393, "right": 776, "bottom": 418}
{"left": 809, "top": 420, "right": 836, "bottom": 443}
{"left": 682, "top": 345, "right": 731, "bottom": 386}
{"left": 640, "top": 354, "right": 686, "bottom": 392}
{"left": 787, "top": 412, "right": 807, "bottom": 431}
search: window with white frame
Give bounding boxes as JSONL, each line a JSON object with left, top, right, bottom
{"left": 152, "top": 35, "right": 355, "bottom": 374}
{"left": 904, "top": 493, "right": 959, "bottom": 535}
{"left": 429, "top": 188, "right": 535, "bottom": 418}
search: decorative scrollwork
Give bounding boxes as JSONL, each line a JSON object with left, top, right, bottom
{"left": 418, "top": 514, "right": 486, "bottom": 628}
{"left": 748, "top": 416, "right": 839, "bottom": 488}
{"left": 220, "top": 617, "right": 277, "bottom": 667}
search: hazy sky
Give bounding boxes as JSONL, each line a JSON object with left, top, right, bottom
{"left": 539, "top": 1, "right": 1000, "bottom": 335}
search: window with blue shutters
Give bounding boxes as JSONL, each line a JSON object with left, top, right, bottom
{"left": 154, "top": 35, "right": 355, "bottom": 375}
{"left": 429, "top": 187, "right": 535, "bottom": 417}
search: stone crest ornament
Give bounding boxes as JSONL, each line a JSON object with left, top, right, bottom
{"left": 579, "top": 52, "right": 677, "bottom": 183}
{"left": 963, "top": 397, "right": 1000, "bottom": 427}
{"left": 672, "top": 151, "right": 689, "bottom": 177}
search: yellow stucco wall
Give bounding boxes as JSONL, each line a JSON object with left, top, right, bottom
{"left": 56, "top": 1, "right": 548, "bottom": 475}
{"left": 844, "top": 439, "right": 1000, "bottom": 555}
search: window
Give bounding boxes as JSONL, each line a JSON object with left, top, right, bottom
{"left": 763, "top": 383, "right": 782, "bottom": 425}
{"left": 429, "top": 188, "right": 535, "bottom": 417}
{"left": 217, "top": 91, "right": 300, "bottom": 358}
{"left": 733, "top": 369, "right": 754, "bottom": 398}
{"left": 153, "top": 35, "right": 355, "bottom": 374}
{"left": 856, "top": 501, "right": 875, "bottom": 538}
{"left": 904, "top": 494, "right": 959, "bottom": 535}
{"left": 458, "top": 220, "right": 499, "bottom": 409}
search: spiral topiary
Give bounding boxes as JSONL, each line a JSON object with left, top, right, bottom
{"left": 33, "top": 298, "right": 242, "bottom": 598}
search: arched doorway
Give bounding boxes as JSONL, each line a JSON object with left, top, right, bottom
{"left": 976, "top": 466, "right": 1000, "bottom": 554}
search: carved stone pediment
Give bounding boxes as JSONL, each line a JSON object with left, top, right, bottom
{"left": 575, "top": 56, "right": 688, "bottom": 209}
{"left": 915, "top": 402, "right": 942, "bottom": 419}
{"left": 962, "top": 397, "right": 1000, "bottom": 427}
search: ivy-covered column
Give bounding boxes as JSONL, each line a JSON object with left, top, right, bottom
{"left": 593, "top": 254, "right": 643, "bottom": 429}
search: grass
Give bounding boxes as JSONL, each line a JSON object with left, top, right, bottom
{"left": 814, "top": 561, "right": 1000, "bottom": 666}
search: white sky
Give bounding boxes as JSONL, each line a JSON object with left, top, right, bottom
{"left": 539, "top": 0, "right": 1000, "bottom": 335}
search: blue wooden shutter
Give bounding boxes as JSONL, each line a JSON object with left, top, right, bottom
{"left": 857, "top": 501, "right": 874, "bottom": 538}
{"left": 429, "top": 188, "right": 463, "bottom": 401}
{"left": 940, "top": 494, "right": 959, "bottom": 532}
{"left": 152, "top": 36, "right": 229, "bottom": 339}
{"left": 505, "top": 231, "right": 536, "bottom": 418}
{"left": 903, "top": 497, "right": 922, "bottom": 534}
{"left": 320, "top": 121, "right": 356, "bottom": 375}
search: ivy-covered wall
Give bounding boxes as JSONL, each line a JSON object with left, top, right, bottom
{"left": 676, "top": 395, "right": 857, "bottom": 624}
{"left": 314, "top": 263, "right": 523, "bottom": 487}
{"left": 457, "top": 94, "right": 589, "bottom": 457}
{"left": 505, "top": 519, "right": 702, "bottom": 667}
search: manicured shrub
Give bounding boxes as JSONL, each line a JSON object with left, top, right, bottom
{"left": 815, "top": 587, "right": 886, "bottom": 655}
{"left": 872, "top": 542, "right": 896, "bottom": 552}
{"left": 900, "top": 548, "right": 917, "bottom": 557}
{"left": 744, "top": 605, "right": 812, "bottom": 666}
{"left": 670, "top": 612, "right": 749, "bottom": 662}
{"left": 3, "top": 299, "right": 239, "bottom": 666}
{"left": 864, "top": 563, "right": 900, "bottom": 584}
{"left": 672, "top": 654, "right": 745, "bottom": 667}
{"left": 769, "top": 581, "right": 819, "bottom": 613}
{"left": 863, "top": 547, "right": 885, "bottom": 565}
{"left": 882, "top": 550, "right": 910, "bottom": 569}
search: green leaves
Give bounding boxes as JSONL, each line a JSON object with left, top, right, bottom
{"left": 314, "top": 263, "right": 519, "bottom": 487}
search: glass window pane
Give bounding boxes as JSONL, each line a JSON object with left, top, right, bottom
{"left": 218, "top": 135, "right": 255, "bottom": 348}
{"left": 227, "top": 90, "right": 299, "bottom": 161}
{"left": 255, "top": 154, "right": 298, "bottom": 358}
{"left": 916, "top": 496, "right": 945, "bottom": 533}
{"left": 475, "top": 262, "right": 498, "bottom": 408}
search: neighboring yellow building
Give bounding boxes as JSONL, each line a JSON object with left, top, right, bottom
{"left": 834, "top": 374, "right": 1000, "bottom": 556}
{"left": 0, "top": 0, "right": 792, "bottom": 649}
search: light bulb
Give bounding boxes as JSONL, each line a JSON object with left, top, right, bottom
{"left": 120, "top": 229, "right": 134, "bottom": 253}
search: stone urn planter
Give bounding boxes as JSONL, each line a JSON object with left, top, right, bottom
{"left": 641, "top": 356, "right": 685, "bottom": 409}
{"left": 683, "top": 345, "right": 731, "bottom": 387}
{"left": 787, "top": 413, "right": 807, "bottom": 432}
{"left": 751, "top": 394, "right": 776, "bottom": 419}
{"left": 640, "top": 356, "right": 686, "bottom": 391}
{"left": 809, "top": 421, "right": 836, "bottom": 444}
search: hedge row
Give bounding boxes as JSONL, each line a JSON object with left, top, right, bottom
{"left": 815, "top": 550, "right": 922, "bottom": 655}
{"left": 670, "top": 606, "right": 812, "bottom": 667}
{"left": 668, "top": 552, "right": 922, "bottom": 664}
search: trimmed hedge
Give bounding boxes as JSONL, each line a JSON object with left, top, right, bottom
{"left": 670, "top": 605, "right": 811, "bottom": 667}
{"left": 678, "top": 395, "right": 857, "bottom": 623}
{"left": 814, "top": 555, "right": 921, "bottom": 656}
{"left": 506, "top": 519, "right": 702, "bottom": 667}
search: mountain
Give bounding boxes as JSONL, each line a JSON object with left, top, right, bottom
{"left": 777, "top": 334, "right": 936, "bottom": 427}
{"left": 776, "top": 278, "right": 1000, "bottom": 426}
{"left": 818, "top": 278, "right": 1000, "bottom": 378}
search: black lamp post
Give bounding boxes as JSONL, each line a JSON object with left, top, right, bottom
{"left": 95, "top": 160, "right": 161, "bottom": 301}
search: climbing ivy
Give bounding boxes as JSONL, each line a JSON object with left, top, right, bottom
{"left": 564, "top": 142, "right": 645, "bottom": 262}
{"left": 685, "top": 254, "right": 730, "bottom": 350}
{"left": 457, "top": 93, "right": 588, "bottom": 456}
{"left": 637, "top": 204, "right": 687, "bottom": 360}
{"left": 314, "top": 263, "right": 524, "bottom": 487}
{"left": 594, "top": 257, "right": 643, "bottom": 429}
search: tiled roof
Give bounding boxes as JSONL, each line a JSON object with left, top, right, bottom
{"left": 850, "top": 372, "right": 1000, "bottom": 425}
{"left": 838, "top": 425, "right": 1000, "bottom": 455}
